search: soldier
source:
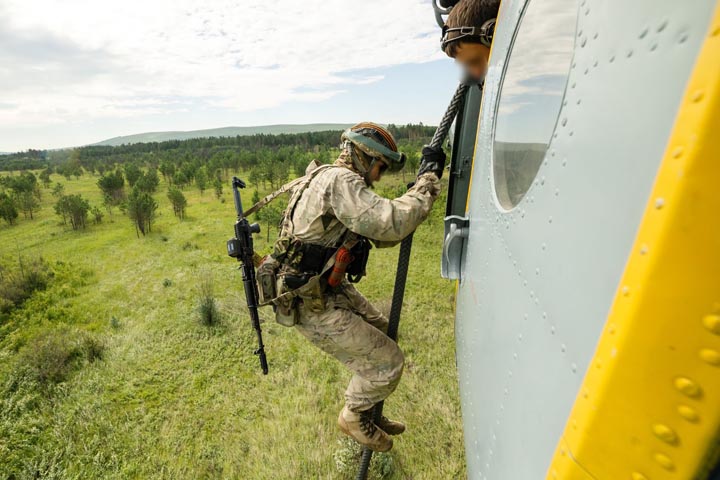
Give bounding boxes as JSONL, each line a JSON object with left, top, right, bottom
{"left": 441, "top": 0, "right": 500, "bottom": 79}
{"left": 269, "top": 123, "right": 446, "bottom": 452}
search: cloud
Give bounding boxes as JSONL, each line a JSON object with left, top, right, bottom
{"left": 493, "top": 0, "right": 577, "bottom": 143}
{"left": 497, "top": 0, "right": 577, "bottom": 106}
{"left": 0, "top": 0, "right": 445, "bottom": 129}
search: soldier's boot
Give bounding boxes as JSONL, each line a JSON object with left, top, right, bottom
{"left": 377, "top": 415, "right": 405, "bottom": 435}
{"left": 337, "top": 406, "right": 393, "bottom": 452}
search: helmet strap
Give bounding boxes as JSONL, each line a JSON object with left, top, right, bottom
{"left": 441, "top": 17, "right": 496, "bottom": 51}
{"left": 344, "top": 141, "right": 371, "bottom": 178}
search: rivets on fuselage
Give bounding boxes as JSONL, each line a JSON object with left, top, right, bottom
{"left": 653, "top": 452, "right": 675, "bottom": 471}
{"left": 674, "top": 377, "right": 702, "bottom": 398}
{"left": 652, "top": 423, "right": 678, "bottom": 445}
{"left": 677, "top": 404, "right": 700, "bottom": 423}
{"left": 699, "top": 348, "right": 720, "bottom": 366}
{"left": 702, "top": 314, "right": 720, "bottom": 335}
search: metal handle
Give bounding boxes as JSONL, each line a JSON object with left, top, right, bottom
{"left": 443, "top": 222, "right": 468, "bottom": 279}
{"left": 442, "top": 215, "right": 470, "bottom": 280}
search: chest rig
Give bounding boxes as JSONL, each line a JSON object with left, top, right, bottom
{"left": 271, "top": 164, "right": 371, "bottom": 285}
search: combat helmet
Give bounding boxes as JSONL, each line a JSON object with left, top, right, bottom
{"left": 341, "top": 122, "right": 406, "bottom": 173}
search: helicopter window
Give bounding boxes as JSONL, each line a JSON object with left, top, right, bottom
{"left": 492, "top": 0, "right": 577, "bottom": 210}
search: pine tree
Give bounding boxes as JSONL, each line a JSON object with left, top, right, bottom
{"left": 167, "top": 186, "right": 187, "bottom": 219}
{"left": 196, "top": 167, "right": 208, "bottom": 195}
{"left": 0, "top": 192, "right": 18, "bottom": 225}
{"left": 127, "top": 187, "right": 158, "bottom": 237}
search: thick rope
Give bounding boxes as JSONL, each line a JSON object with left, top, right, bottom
{"left": 430, "top": 83, "right": 469, "bottom": 150}
{"left": 354, "top": 82, "right": 469, "bottom": 480}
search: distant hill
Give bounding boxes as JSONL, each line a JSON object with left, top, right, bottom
{"left": 91, "top": 123, "right": 354, "bottom": 147}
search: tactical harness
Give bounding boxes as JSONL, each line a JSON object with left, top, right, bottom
{"left": 251, "top": 163, "right": 372, "bottom": 326}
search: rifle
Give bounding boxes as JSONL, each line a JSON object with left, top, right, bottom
{"left": 227, "top": 176, "right": 269, "bottom": 375}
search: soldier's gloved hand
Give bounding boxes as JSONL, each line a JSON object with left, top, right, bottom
{"left": 417, "top": 145, "right": 447, "bottom": 179}
{"left": 414, "top": 172, "right": 441, "bottom": 199}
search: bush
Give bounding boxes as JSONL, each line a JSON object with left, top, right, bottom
{"left": 91, "top": 205, "right": 104, "bottom": 224}
{"left": 182, "top": 241, "right": 198, "bottom": 251}
{"left": 54, "top": 194, "right": 90, "bottom": 230}
{"left": 0, "top": 256, "right": 52, "bottom": 315}
{"left": 16, "top": 328, "right": 104, "bottom": 387}
{"left": 197, "top": 271, "right": 220, "bottom": 326}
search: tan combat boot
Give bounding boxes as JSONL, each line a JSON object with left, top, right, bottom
{"left": 377, "top": 415, "right": 405, "bottom": 436}
{"left": 338, "top": 406, "right": 393, "bottom": 452}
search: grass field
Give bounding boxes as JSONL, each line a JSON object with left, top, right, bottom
{"left": 0, "top": 168, "right": 465, "bottom": 479}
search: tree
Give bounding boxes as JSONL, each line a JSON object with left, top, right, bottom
{"left": 98, "top": 170, "right": 125, "bottom": 206}
{"left": 124, "top": 163, "right": 142, "bottom": 187}
{"left": 167, "top": 186, "right": 187, "bottom": 219}
{"left": 0, "top": 192, "right": 18, "bottom": 225}
{"left": 179, "top": 162, "right": 196, "bottom": 187}
{"left": 5, "top": 173, "right": 40, "bottom": 220}
{"left": 135, "top": 168, "right": 159, "bottom": 194}
{"left": 126, "top": 187, "right": 158, "bottom": 237}
{"left": 51, "top": 182, "right": 65, "bottom": 198}
{"left": 248, "top": 168, "right": 261, "bottom": 189}
{"left": 159, "top": 160, "right": 176, "bottom": 183}
{"left": 265, "top": 204, "right": 283, "bottom": 242}
{"left": 403, "top": 151, "right": 420, "bottom": 182}
{"left": 213, "top": 177, "right": 223, "bottom": 199}
{"left": 195, "top": 166, "right": 208, "bottom": 195}
{"left": 174, "top": 170, "right": 189, "bottom": 189}
{"left": 6, "top": 171, "right": 38, "bottom": 196}
{"left": 61, "top": 149, "right": 83, "bottom": 179}
{"left": 39, "top": 168, "right": 52, "bottom": 188}
{"left": 17, "top": 191, "right": 39, "bottom": 220}
{"left": 259, "top": 156, "right": 277, "bottom": 190}
{"left": 253, "top": 188, "right": 287, "bottom": 241}
{"left": 276, "top": 160, "right": 290, "bottom": 187}
{"left": 54, "top": 194, "right": 90, "bottom": 230}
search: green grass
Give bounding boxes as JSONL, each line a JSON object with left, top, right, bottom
{"left": 0, "top": 169, "right": 464, "bottom": 479}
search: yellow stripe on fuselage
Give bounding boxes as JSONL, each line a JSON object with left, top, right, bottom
{"left": 546, "top": 3, "right": 720, "bottom": 479}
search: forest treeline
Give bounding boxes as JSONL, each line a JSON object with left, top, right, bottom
{"left": 0, "top": 124, "right": 436, "bottom": 173}
{"left": 0, "top": 123, "right": 436, "bottom": 235}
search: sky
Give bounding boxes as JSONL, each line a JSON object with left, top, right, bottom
{"left": 0, "top": 0, "right": 462, "bottom": 152}
{"left": 493, "top": 0, "right": 576, "bottom": 145}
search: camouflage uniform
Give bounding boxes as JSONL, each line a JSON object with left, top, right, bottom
{"left": 286, "top": 150, "right": 440, "bottom": 412}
